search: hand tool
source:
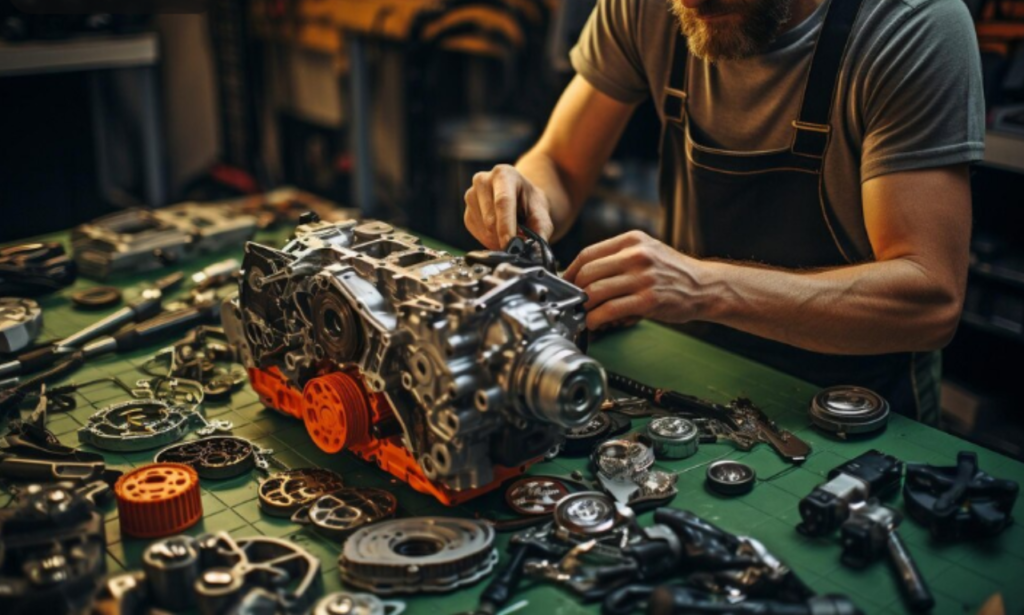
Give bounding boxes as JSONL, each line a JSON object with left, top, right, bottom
{"left": 0, "top": 272, "right": 183, "bottom": 379}
{"left": 608, "top": 372, "right": 811, "bottom": 463}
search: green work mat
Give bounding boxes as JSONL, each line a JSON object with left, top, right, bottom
{"left": 3, "top": 230, "right": 1021, "bottom": 615}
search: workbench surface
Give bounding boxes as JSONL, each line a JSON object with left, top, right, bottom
{"left": 4, "top": 229, "right": 1022, "bottom": 615}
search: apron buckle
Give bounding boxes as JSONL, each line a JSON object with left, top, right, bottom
{"left": 791, "top": 120, "right": 831, "bottom": 158}
{"left": 664, "top": 88, "right": 688, "bottom": 125}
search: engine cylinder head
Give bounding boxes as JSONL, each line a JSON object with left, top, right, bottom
{"left": 515, "top": 336, "right": 605, "bottom": 429}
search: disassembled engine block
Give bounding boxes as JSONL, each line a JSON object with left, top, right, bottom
{"left": 225, "top": 219, "right": 606, "bottom": 504}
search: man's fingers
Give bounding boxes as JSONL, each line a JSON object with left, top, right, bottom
{"left": 464, "top": 190, "right": 499, "bottom": 249}
{"left": 586, "top": 294, "right": 647, "bottom": 330}
{"left": 563, "top": 231, "right": 649, "bottom": 283}
{"left": 472, "top": 172, "right": 497, "bottom": 241}
{"left": 491, "top": 170, "right": 520, "bottom": 249}
{"left": 582, "top": 274, "right": 644, "bottom": 309}
{"left": 572, "top": 249, "right": 642, "bottom": 290}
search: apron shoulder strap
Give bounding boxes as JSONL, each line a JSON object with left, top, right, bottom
{"left": 791, "top": 0, "right": 865, "bottom": 158}
{"left": 663, "top": 33, "right": 689, "bottom": 125}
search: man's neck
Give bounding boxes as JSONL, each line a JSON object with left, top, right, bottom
{"left": 781, "top": 0, "right": 824, "bottom": 35}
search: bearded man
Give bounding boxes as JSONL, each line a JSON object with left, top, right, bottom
{"left": 463, "top": 0, "right": 985, "bottom": 424}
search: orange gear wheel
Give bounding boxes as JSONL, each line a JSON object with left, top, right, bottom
{"left": 115, "top": 463, "right": 203, "bottom": 538}
{"left": 302, "top": 372, "right": 371, "bottom": 453}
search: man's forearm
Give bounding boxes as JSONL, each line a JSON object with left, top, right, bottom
{"left": 700, "top": 258, "right": 964, "bottom": 355}
{"left": 515, "top": 149, "right": 580, "bottom": 242}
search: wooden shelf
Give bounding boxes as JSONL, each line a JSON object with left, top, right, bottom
{"left": 0, "top": 33, "right": 158, "bottom": 77}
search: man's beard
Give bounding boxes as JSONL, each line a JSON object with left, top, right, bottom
{"left": 670, "top": 0, "right": 793, "bottom": 62}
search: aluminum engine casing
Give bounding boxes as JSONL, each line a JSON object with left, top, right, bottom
{"left": 225, "top": 220, "right": 605, "bottom": 501}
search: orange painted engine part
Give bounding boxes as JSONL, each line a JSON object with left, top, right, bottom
{"left": 250, "top": 366, "right": 534, "bottom": 506}
{"left": 114, "top": 463, "right": 203, "bottom": 538}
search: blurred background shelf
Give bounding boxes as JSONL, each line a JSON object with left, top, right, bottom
{"left": 983, "top": 129, "right": 1024, "bottom": 174}
{"left": 0, "top": 33, "right": 157, "bottom": 76}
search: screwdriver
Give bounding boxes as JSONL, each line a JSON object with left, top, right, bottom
{"left": 79, "top": 300, "right": 221, "bottom": 360}
{"left": 0, "top": 301, "right": 219, "bottom": 417}
{"left": 0, "top": 272, "right": 183, "bottom": 379}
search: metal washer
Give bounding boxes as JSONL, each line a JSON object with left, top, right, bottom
{"left": 646, "top": 417, "right": 699, "bottom": 459}
{"left": 810, "top": 385, "right": 890, "bottom": 437}
{"left": 258, "top": 468, "right": 345, "bottom": 517}
{"left": 706, "top": 460, "right": 756, "bottom": 496}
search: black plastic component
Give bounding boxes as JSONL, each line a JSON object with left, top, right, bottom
{"left": 0, "top": 242, "right": 77, "bottom": 296}
{"left": 839, "top": 502, "right": 934, "bottom": 612}
{"left": 798, "top": 450, "right": 903, "bottom": 537}
{"left": 652, "top": 509, "right": 813, "bottom": 603}
{"left": 476, "top": 542, "right": 535, "bottom": 614}
{"left": 903, "top": 451, "right": 1018, "bottom": 541}
{"left": 0, "top": 482, "right": 108, "bottom": 615}
{"left": 706, "top": 461, "right": 755, "bottom": 496}
{"left": 646, "top": 586, "right": 863, "bottom": 615}
{"left": 827, "top": 450, "right": 903, "bottom": 492}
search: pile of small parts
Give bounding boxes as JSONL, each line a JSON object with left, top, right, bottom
{"left": 2, "top": 210, "right": 1021, "bottom": 615}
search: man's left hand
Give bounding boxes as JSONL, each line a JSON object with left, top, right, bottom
{"left": 562, "top": 230, "right": 708, "bottom": 330}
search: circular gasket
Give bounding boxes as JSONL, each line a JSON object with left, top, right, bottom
{"left": 79, "top": 400, "right": 192, "bottom": 452}
{"left": 339, "top": 517, "right": 497, "bottom": 595}
{"left": 297, "top": 488, "right": 398, "bottom": 538}
{"left": 810, "top": 385, "right": 890, "bottom": 437}
{"left": 706, "top": 461, "right": 756, "bottom": 496}
{"left": 258, "top": 468, "right": 345, "bottom": 517}
{"left": 71, "top": 286, "right": 123, "bottom": 310}
{"left": 553, "top": 491, "right": 622, "bottom": 536}
{"left": 154, "top": 436, "right": 262, "bottom": 480}
{"left": 504, "top": 476, "right": 572, "bottom": 516}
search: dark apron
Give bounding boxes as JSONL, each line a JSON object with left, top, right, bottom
{"left": 658, "top": 0, "right": 940, "bottom": 424}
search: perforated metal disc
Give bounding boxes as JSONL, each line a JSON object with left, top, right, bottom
{"left": 154, "top": 436, "right": 257, "bottom": 480}
{"left": 258, "top": 468, "right": 345, "bottom": 517}
{"left": 303, "top": 488, "right": 397, "bottom": 537}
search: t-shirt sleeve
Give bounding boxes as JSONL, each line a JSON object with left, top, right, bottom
{"left": 859, "top": 0, "right": 986, "bottom": 182}
{"left": 569, "top": 0, "right": 650, "bottom": 104}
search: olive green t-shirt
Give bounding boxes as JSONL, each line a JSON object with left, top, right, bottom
{"left": 570, "top": 0, "right": 986, "bottom": 260}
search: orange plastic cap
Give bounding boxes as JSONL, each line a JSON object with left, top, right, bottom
{"left": 115, "top": 463, "right": 203, "bottom": 538}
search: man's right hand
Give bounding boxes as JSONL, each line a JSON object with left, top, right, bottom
{"left": 463, "top": 164, "right": 555, "bottom": 251}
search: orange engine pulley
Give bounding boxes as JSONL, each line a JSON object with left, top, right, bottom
{"left": 302, "top": 372, "right": 372, "bottom": 453}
